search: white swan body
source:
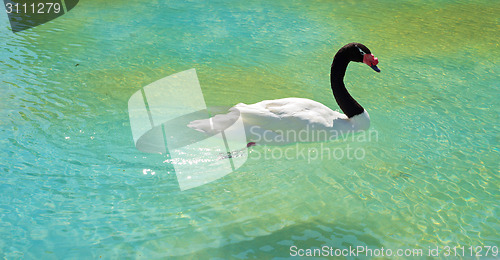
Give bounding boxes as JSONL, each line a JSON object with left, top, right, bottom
{"left": 234, "top": 98, "right": 369, "bottom": 131}
{"left": 188, "top": 98, "right": 370, "bottom": 145}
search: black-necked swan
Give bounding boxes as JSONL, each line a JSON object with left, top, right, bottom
{"left": 188, "top": 42, "right": 380, "bottom": 145}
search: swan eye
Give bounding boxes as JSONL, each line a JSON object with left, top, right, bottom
{"left": 355, "top": 45, "right": 366, "bottom": 56}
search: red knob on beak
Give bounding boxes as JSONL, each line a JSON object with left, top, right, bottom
{"left": 363, "top": 54, "right": 380, "bottom": 72}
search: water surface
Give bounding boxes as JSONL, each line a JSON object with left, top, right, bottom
{"left": 0, "top": 0, "right": 498, "bottom": 258}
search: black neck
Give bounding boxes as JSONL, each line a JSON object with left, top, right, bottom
{"left": 330, "top": 51, "right": 364, "bottom": 118}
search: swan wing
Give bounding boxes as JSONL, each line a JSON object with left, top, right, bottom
{"left": 235, "top": 98, "right": 346, "bottom": 129}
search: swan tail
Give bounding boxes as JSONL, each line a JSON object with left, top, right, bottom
{"left": 187, "top": 108, "right": 240, "bottom": 134}
{"left": 187, "top": 118, "right": 214, "bottom": 134}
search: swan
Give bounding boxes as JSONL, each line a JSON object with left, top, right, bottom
{"left": 188, "top": 42, "right": 380, "bottom": 145}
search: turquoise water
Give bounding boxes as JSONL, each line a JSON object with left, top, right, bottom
{"left": 1, "top": 0, "right": 499, "bottom": 258}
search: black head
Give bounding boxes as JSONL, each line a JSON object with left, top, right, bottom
{"left": 341, "top": 43, "right": 380, "bottom": 72}
{"left": 341, "top": 43, "right": 369, "bottom": 61}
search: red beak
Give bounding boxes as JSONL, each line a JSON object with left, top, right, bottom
{"left": 363, "top": 54, "right": 380, "bottom": 72}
